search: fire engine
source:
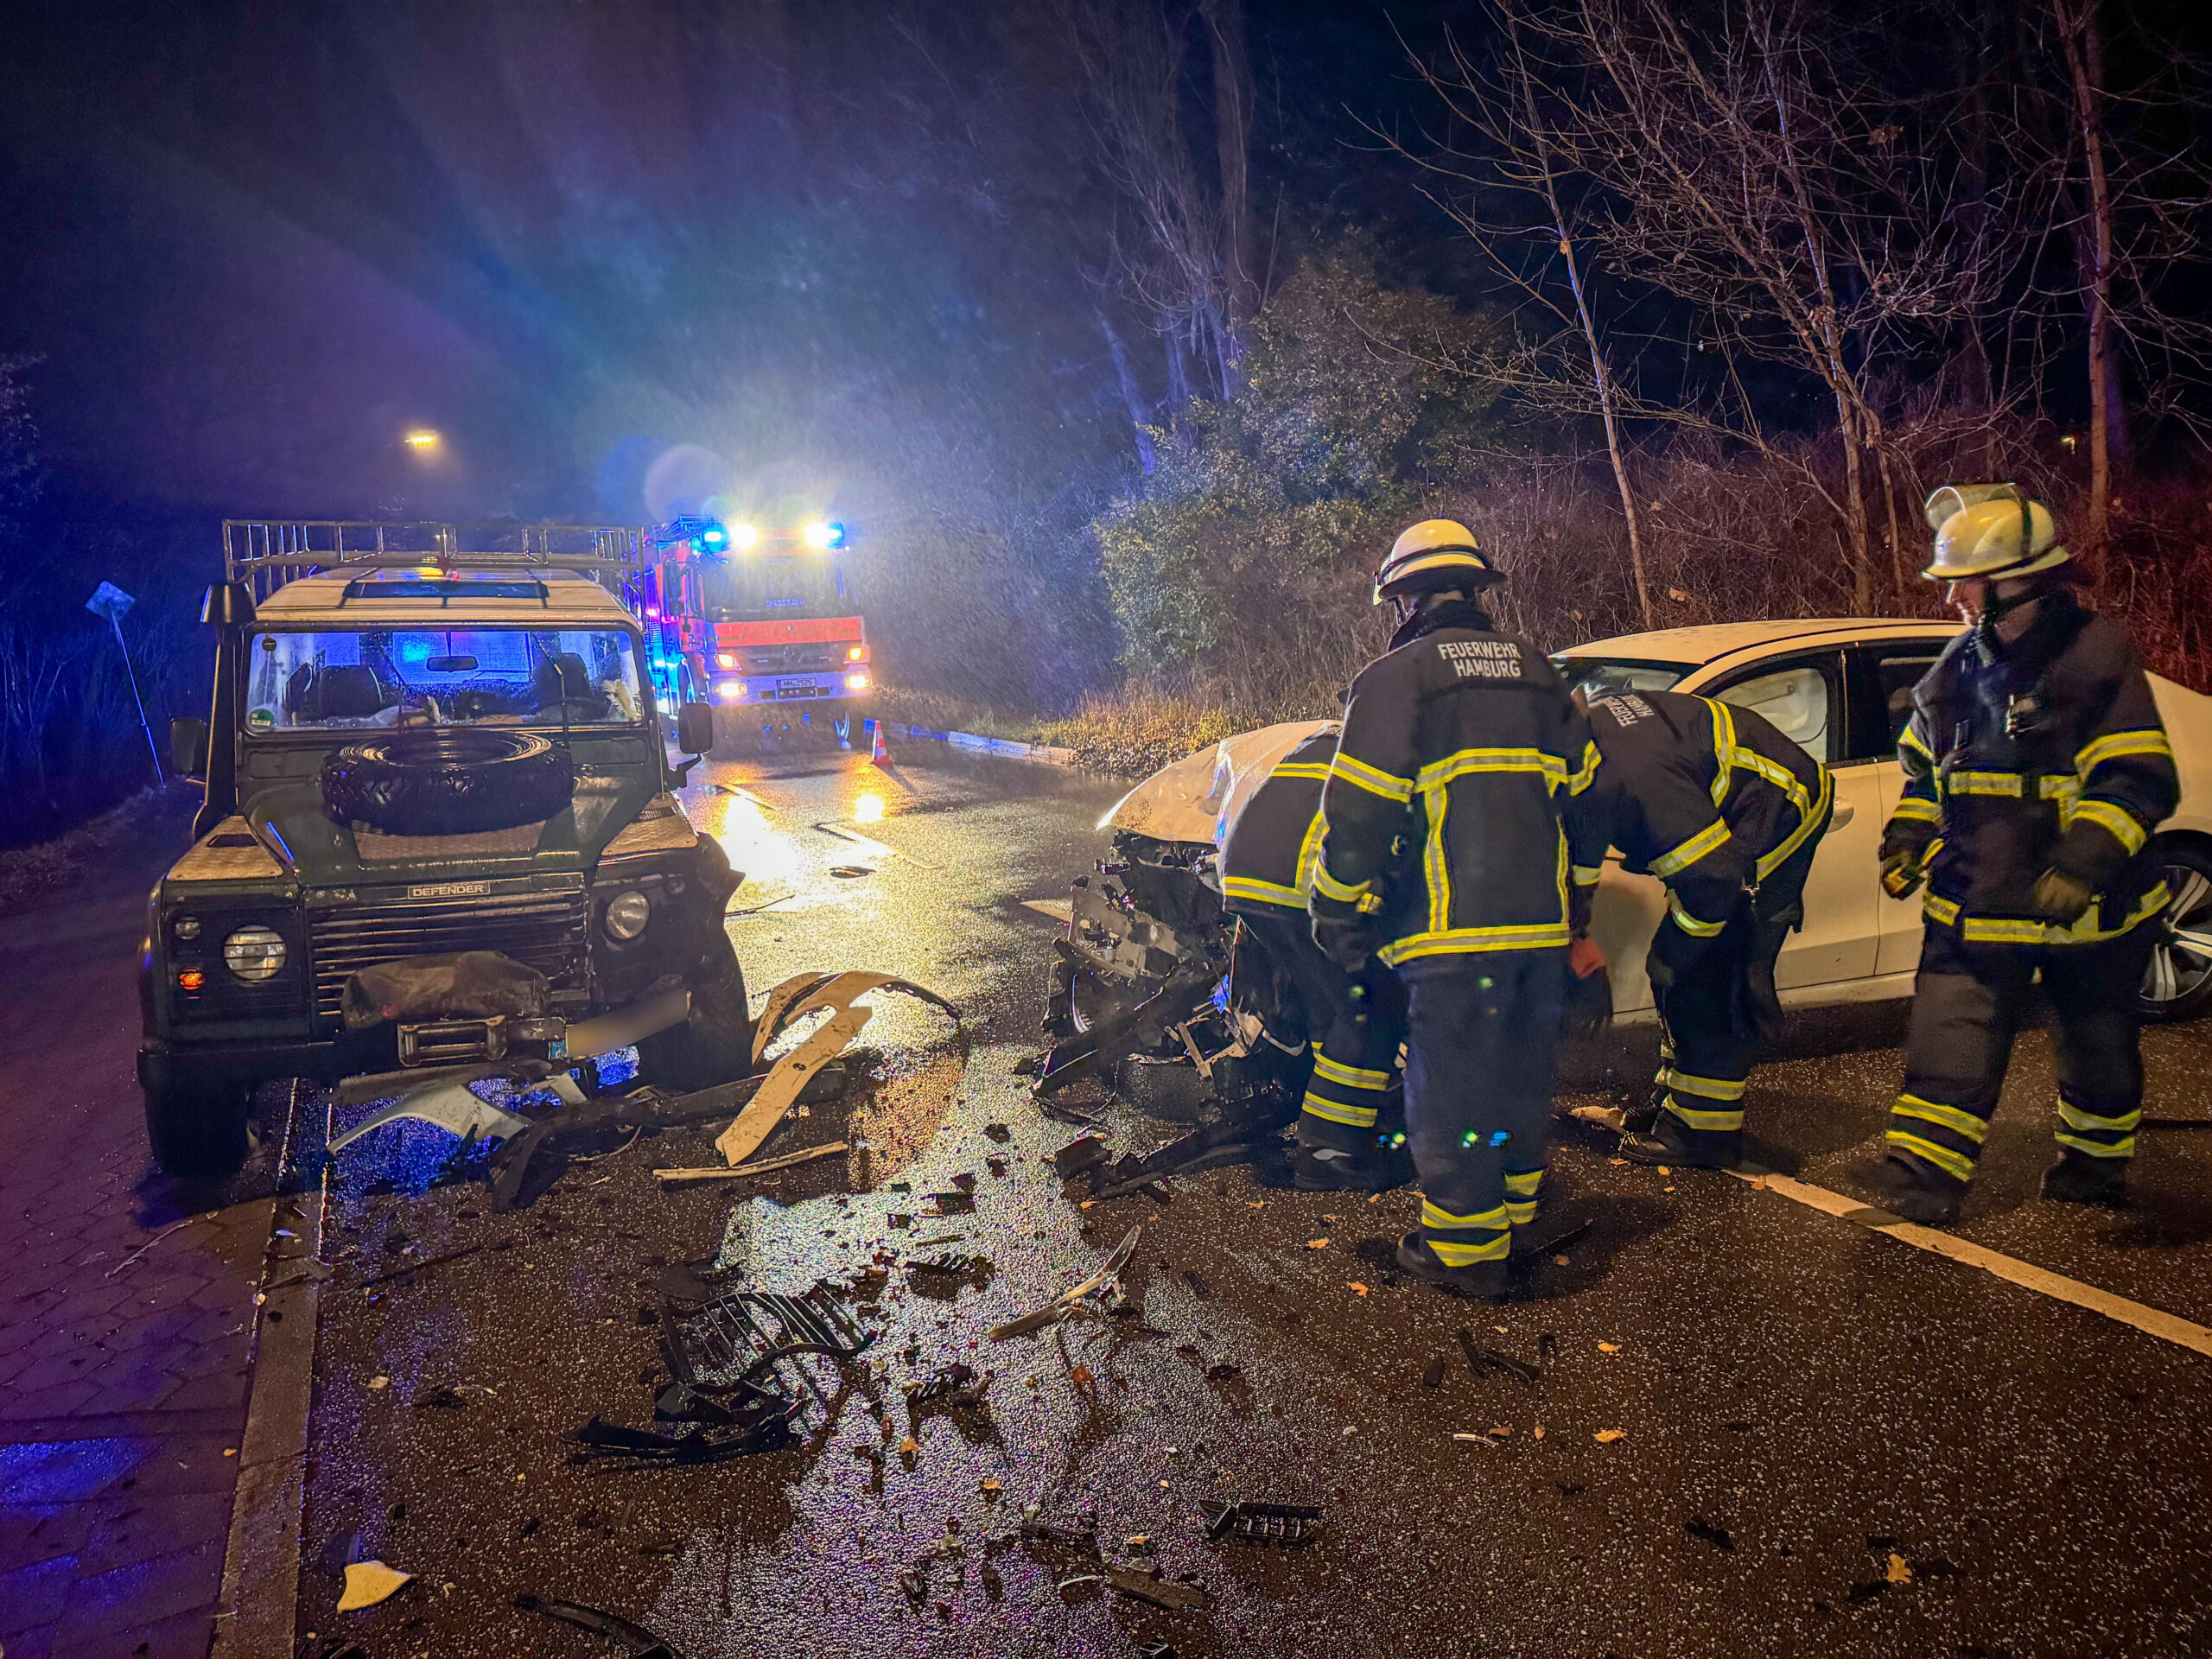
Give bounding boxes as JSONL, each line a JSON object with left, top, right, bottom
{"left": 628, "top": 516, "right": 870, "bottom": 721}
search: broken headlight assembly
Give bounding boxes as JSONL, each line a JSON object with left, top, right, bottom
{"left": 222, "top": 924, "right": 288, "bottom": 982}
{"left": 602, "top": 889, "right": 652, "bottom": 941}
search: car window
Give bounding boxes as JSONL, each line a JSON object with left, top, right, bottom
{"left": 1713, "top": 662, "right": 1834, "bottom": 763}
{"left": 1554, "top": 658, "right": 1689, "bottom": 702}
{"left": 1840, "top": 644, "right": 1947, "bottom": 761}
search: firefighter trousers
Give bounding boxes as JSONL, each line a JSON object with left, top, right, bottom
{"left": 1401, "top": 951, "right": 1567, "bottom": 1268}
{"left": 1236, "top": 911, "right": 1406, "bottom": 1156}
{"left": 1647, "top": 833, "right": 1819, "bottom": 1162}
{"left": 1884, "top": 920, "right": 2156, "bottom": 1195}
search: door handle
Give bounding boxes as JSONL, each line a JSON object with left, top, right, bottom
{"left": 1829, "top": 800, "right": 1856, "bottom": 828}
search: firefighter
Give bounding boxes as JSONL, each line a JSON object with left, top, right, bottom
{"left": 1309, "top": 519, "right": 1606, "bottom": 1298}
{"left": 1868, "top": 484, "right": 2178, "bottom": 1224}
{"left": 1573, "top": 686, "right": 1834, "bottom": 1169}
{"left": 1219, "top": 727, "right": 1411, "bottom": 1192}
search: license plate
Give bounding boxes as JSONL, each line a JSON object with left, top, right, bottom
{"left": 775, "top": 682, "right": 826, "bottom": 700}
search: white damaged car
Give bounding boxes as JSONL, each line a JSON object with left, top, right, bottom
{"left": 1080, "top": 618, "right": 2212, "bottom": 1031}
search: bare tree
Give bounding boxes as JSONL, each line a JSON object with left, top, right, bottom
{"left": 1061, "top": 0, "right": 1259, "bottom": 411}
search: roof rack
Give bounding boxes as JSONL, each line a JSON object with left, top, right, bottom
{"left": 223, "top": 521, "right": 647, "bottom": 604}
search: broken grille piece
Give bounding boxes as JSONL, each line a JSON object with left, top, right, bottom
{"left": 1198, "top": 1500, "right": 1323, "bottom": 1548}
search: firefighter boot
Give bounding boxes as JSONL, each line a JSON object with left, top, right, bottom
{"left": 1618, "top": 1115, "right": 1739, "bottom": 1171}
{"left": 1294, "top": 1141, "right": 1409, "bottom": 1192}
{"left": 1394, "top": 1231, "right": 1509, "bottom": 1300}
{"left": 1860, "top": 1154, "right": 1966, "bottom": 1225}
{"left": 2041, "top": 1150, "right": 2129, "bottom": 1207}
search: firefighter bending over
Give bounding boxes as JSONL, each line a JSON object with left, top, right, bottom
{"left": 1868, "top": 485, "right": 2177, "bottom": 1224}
{"left": 1309, "top": 519, "right": 1605, "bottom": 1299}
{"left": 1573, "top": 685, "right": 1833, "bottom": 1169}
{"left": 1220, "top": 727, "right": 1411, "bottom": 1192}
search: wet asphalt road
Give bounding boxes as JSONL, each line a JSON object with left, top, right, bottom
{"left": 293, "top": 738, "right": 2212, "bottom": 1659}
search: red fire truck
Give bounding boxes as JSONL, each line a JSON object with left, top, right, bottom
{"left": 627, "top": 517, "right": 870, "bottom": 724}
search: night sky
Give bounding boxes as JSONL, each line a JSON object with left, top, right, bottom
{"left": 0, "top": 1, "right": 1443, "bottom": 524}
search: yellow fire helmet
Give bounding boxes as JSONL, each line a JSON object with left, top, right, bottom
{"left": 1921, "top": 483, "right": 2069, "bottom": 582}
{"left": 1374, "top": 518, "right": 1499, "bottom": 604}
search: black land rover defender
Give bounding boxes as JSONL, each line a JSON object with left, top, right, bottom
{"left": 139, "top": 523, "right": 750, "bottom": 1176}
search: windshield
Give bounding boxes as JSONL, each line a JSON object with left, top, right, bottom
{"left": 701, "top": 555, "right": 852, "bottom": 620}
{"left": 245, "top": 627, "right": 646, "bottom": 734}
{"left": 1553, "top": 656, "right": 1690, "bottom": 702}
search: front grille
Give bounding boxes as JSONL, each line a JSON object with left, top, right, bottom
{"left": 308, "top": 881, "right": 588, "bottom": 1027}
{"left": 743, "top": 645, "right": 842, "bottom": 673}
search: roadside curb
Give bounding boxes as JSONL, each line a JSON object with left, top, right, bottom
{"left": 880, "top": 720, "right": 1077, "bottom": 766}
{"left": 212, "top": 1084, "right": 328, "bottom": 1659}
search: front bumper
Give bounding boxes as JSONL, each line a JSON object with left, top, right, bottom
{"left": 713, "top": 670, "right": 864, "bottom": 705}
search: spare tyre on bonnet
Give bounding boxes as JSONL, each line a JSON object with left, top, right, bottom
{"left": 322, "top": 729, "right": 575, "bottom": 836}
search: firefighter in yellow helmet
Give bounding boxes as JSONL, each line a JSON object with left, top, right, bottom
{"left": 1308, "top": 519, "right": 1608, "bottom": 1297}
{"left": 1866, "top": 485, "right": 2178, "bottom": 1224}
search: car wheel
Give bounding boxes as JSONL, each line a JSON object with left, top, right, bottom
{"left": 143, "top": 1078, "right": 252, "bottom": 1178}
{"left": 636, "top": 935, "right": 754, "bottom": 1092}
{"left": 2138, "top": 839, "right": 2212, "bottom": 1023}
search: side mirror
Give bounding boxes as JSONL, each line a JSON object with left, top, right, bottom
{"left": 171, "top": 716, "right": 209, "bottom": 779}
{"left": 676, "top": 702, "right": 716, "bottom": 757}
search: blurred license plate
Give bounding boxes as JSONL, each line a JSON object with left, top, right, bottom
{"left": 773, "top": 682, "right": 826, "bottom": 699}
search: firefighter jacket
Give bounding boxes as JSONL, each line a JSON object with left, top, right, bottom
{"left": 1219, "top": 729, "right": 1338, "bottom": 915}
{"left": 1310, "top": 600, "right": 1605, "bottom": 969}
{"left": 1581, "top": 690, "right": 1834, "bottom": 941}
{"left": 1883, "top": 592, "right": 2177, "bottom": 947}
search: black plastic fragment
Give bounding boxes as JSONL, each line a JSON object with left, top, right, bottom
{"left": 1686, "top": 1516, "right": 1736, "bottom": 1553}
{"left": 514, "top": 1592, "right": 685, "bottom": 1658}
{"left": 1199, "top": 1499, "right": 1322, "bottom": 1547}
{"left": 1421, "top": 1355, "right": 1446, "bottom": 1389}
{"left": 1053, "top": 1134, "right": 1109, "bottom": 1179}
{"left": 1476, "top": 1348, "right": 1541, "bottom": 1386}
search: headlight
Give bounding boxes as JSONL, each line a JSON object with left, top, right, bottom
{"left": 603, "top": 890, "right": 652, "bottom": 941}
{"left": 845, "top": 671, "right": 869, "bottom": 690}
{"left": 174, "top": 915, "right": 202, "bottom": 941}
{"left": 716, "top": 652, "right": 738, "bottom": 669}
{"left": 715, "top": 681, "right": 746, "bottom": 702}
{"left": 223, "top": 925, "right": 287, "bottom": 982}
{"left": 846, "top": 645, "right": 867, "bottom": 662}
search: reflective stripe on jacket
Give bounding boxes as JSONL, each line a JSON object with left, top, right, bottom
{"left": 1883, "top": 594, "right": 2177, "bottom": 947}
{"left": 1219, "top": 730, "right": 1338, "bottom": 913}
{"left": 1313, "top": 613, "right": 1605, "bottom": 968}
{"left": 1582, "top": 690, "right": 1834, "bottom": 937}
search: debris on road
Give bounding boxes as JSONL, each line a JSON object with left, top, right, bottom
{"left": 715, "top": 1007, "right": 872, "bottom": 1166}
{"left": 906, "top": 1363, "right": 991, "bottom": 1412}
{"left": 1099, "top": 1561, "right": 1209, "bottom": 1611}
{"left": 336, "top": 1559, "right": 413, "bottom": 1611}
{"left": 1422, "top": 1355, "right": 1446, "bottom": 1389}
{"left": 1020, "top": 1510, "right": 1103, "bottom": 1553}
{"left": 1599, "top": 1341, "right": 1622, "bottom": 1353}
{"left": 1053, "top": 1132, "right": 1110, "bottom": 1180}
{"left": 1687, "top": 1516, "right": 1737, "bottom": 1553}
{"left": 1594, "top": 1428, "right": 1627, "bottom": 1443}
{"left": 989, "top": 1226, "right": 1143, "bottom": 1339}
{"left": 514, "top": 1592, "right": 686, "bottom": 1658}
{"left": 1199, "top": 1499, "right": 1322, "bottom": 1548}
{"left": 652, "top": 1141, "right": 849, "bottom": 1185}
{"left": 985, "top": 1122, "right": 1012, "bottom": 1141}
{"left": 1454, "top": 1332, "right": 1541, "bottom": 1387}
{"left": 327, "top": 1071, "right": 540, "bottom": 1154}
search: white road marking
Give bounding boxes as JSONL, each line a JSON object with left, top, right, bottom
{"left": 1022, "top": 899, "right": 1074, "bottom": 923}
{"left": 1730, "top": 1167, "right": 2212, "bottom": 1360}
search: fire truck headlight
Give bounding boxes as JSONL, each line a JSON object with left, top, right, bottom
{"left": 727, "top": 523, "right": 760, "bottom": 550}
{"left": 715, "top": 681, "right": 746, "bottom": 702}
{"left": 716, "top": 652, "right": 738, "bottom": 669}
{"left": 845, "top": 671, "right": 870, "bottom": 691}
{"left": 803, "top": 520, "right": 845, "bottom": 550}
{"left": 846, "top": 645, "right": 867, "bottom": 662}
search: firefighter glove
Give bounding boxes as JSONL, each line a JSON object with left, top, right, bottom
{"left": 1313, "top": 913, "right": 1382, "bottom": 974}
{"left": 1879, "top": 844, "right": 1927, "bottom": 900}
{"left": 2030, "top": 867, "right": 2096, "bottom": 925}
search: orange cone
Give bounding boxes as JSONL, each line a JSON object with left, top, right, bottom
{"left": 870, "top": 722, "right": 890, "bottom": 766}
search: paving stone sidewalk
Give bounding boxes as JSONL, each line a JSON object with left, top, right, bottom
{"left": 0, "top": 812, "right": 290, "bottom": 1659}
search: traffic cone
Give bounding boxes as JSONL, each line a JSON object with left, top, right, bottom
{"left": 870, "top": 722, "right": 891, "bottom": 766}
